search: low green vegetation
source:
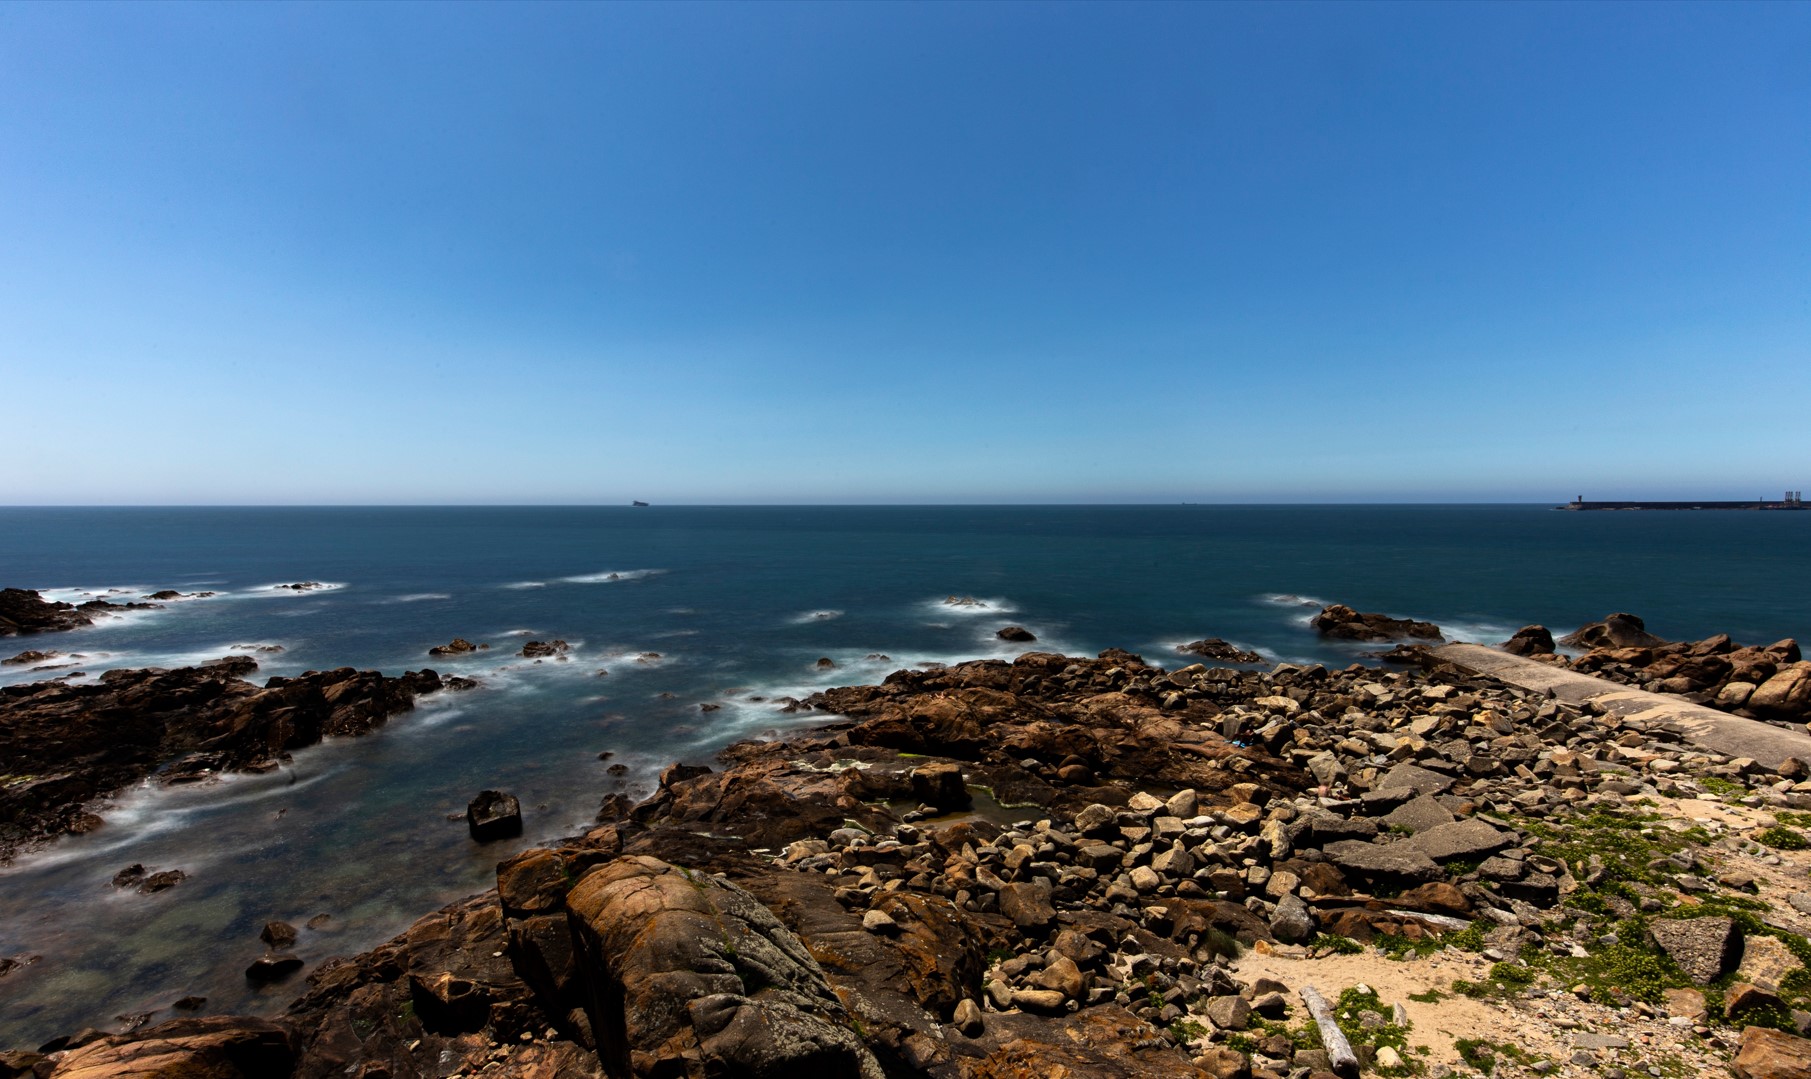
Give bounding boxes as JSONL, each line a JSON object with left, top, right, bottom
{"left": 1454, "top": 1038, "right": 1535, "bottom": 1075}
{"left": 1757, "top": 825, "right": 1810, "bottom": 851}
{"left": 1333, "top": 985, "right": 1422, "bottom": 1076}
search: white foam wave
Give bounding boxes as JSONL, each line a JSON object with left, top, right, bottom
{"left": 382, "top": 593, "right": 451, "bottom": 604}
{"left": 1152, "top": 637, "right": 1269, "bottom": 667}
{"left": 560, "top": 569, "right": 665, "bottom": 584}
{"left": 501, "top": 581, "right": 547, "bottom": 590}
{"left": 1259, "top": 593, "right": 1325, "bottom": 608}
{"left": 248, "top": 581, "right": 347, "bottom": 596}
{"left": 789, "top": 610, "right": 844, "bottom": 624}
{"left": 36, "top": 585, "right": 157, "bottom": 603}
{"left": 923, "top": 596, "right": 1018, "bottom": 618}
{"left": 1257, "top": 592, "right": 1329, "bottom": 626}
{"left": 1436, "top": 618, "right": 1520, "bottom": 647}
{"left": 4, "top": 766, "right": 338, "bottom": 873}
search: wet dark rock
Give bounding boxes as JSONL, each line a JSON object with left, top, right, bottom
{"left": 1, "top": 649, "right": 60, "bottom": 666}
{"left": 909, "top": 761, "right": 970, "bottom": 810}
{"left": 0, "top": 588, "right": 94, "bottom": 636}
{"left": 997, "top": 625, "right": 1037, "bottom": 642}
{"left": 245, "top": 954, "right": 305, "bottom": 983}
{"left": 1311, "top": 604, "right": 1443, "bottom": 643}
{"left": 466, "top": 790, "right": 523, "bottom": 842}
{"left": 111, "top": 864, "right": 187, "bottom": 894}
{"left": 428, "top": 637, "right": 486, "bottom": 656}
{"left": 1178, "top": 639, "right": 1265, "bottom": 663}
{"left": 261, "top": 921, "right": 299, "bottom": 949}
{"left": 520, "top": 639, "right": 569, "bottom": 658}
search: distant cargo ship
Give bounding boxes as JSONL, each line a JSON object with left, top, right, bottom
{"left": 1560, "top": 492, "right": 1805, "bottom": 511}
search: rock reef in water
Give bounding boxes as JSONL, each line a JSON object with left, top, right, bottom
{"left": 1, "top": 589, "right": 101, "bottom": 637}
{"left": 1176, "top": 639, "right": 1265, "bottom": 664}
{"left": 1309, "top": 604, "right": 1443, "bottom": 643}
{"left": 0, "top": 660, "right": 445, "bottom": 862}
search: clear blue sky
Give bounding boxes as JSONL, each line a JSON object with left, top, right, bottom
{"left": 2, "top": 2, "right": 1806, "bottom": 504}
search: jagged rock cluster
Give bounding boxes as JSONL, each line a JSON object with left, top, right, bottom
{"left": 0, "top": 588, "right": 162, "bottom": 637}
{"left": 1499, "top": 614, "right": 1810, "bottom": 725}
{"left": 1310, "top": 605, "right": 1443, "bottom": 644}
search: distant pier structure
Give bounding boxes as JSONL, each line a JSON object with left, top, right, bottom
{"left": 1561, "top": 492, "right": 1805, "bottom": 511}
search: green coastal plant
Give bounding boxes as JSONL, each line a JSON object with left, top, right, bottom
{"left": 1455, "top": 1038, "right": 1534, "bottom": 1075}
{"left": 1757, "top": 826, "right": 1809, "bottom": 851}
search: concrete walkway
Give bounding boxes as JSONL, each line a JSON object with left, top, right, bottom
{"left": 1431, "top": 643, "right": 1811, "bottom": 772}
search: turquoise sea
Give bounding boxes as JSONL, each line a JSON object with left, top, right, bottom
{"left": 0, "top": 504, "right": 1805, "bottom": 1044}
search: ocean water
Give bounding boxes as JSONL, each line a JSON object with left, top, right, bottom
{"left": 0, "top": 504, "right": 1805, "bottom": 1044}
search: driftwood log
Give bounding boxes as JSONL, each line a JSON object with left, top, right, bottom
{"left": 1299, "top": 984, "right": 1360, "bottom": 1079}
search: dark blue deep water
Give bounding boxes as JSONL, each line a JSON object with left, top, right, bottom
{"left": 0, "top": 505, "right": 1805, "bottom": 1043}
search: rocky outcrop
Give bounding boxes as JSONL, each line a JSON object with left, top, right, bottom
{"left": 521, "top": 640, "right": 570, "bottom": 659}
{"left": 1177, "top": 640, "right": 1264, "bottom": 664}
{"left": 0, "top": 662, "right": 445, "bottom": 862}
{"left": 25, "top": 1016, "right": 294, "bottom": 1078}
{"left": 565, "top": 856, "right": 883, "bottom": 1078}
{"left": 429, "top": 638, "right": 487, "bottom": 656}
{"left": 0, "top": 589, "right": 97, "bottom": 637}
{"left": 1310, "top": 605, "right": 1442, "bottom": 643}
{"left": 1559, "top": 612, "right": 1667, "bottom": 651}
{"left": 1500, "top": 625, "right": 1556, "bottom": 657}
{"left": 995, "top": 627, "right": 1036, "bottom": 643}
{"left": 468, "top": 790, "right": 523, "bottom": 842}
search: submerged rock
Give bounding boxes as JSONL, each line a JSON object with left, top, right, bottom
{"left": 1311, "top": 604, "right": 1443, "bottom": 642}
{"left": 1177, "top": 638, "right": 1264, "bottom": 663}
{"left": 467, "top": 790, "right": 523, "bottom": 842}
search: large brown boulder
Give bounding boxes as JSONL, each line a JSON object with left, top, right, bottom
{"left": 563, "top": 855, "right": 883, "bottom": 1079}
{"left": 44, "top": 1016, "right": 293, "bottom": 1078}
{"left": 1750, "top": 664, "right": 1811, "bottom": 721}
{"left": 1558, "top": 613, "right": 1667, "bottom": 651}
{"left": 1500, "top": 626, "right": 1555, "bottom": 656}
{"left": 1734, "top": 1026, "right": 1811, "bottom": 1079}
{"left": 1310, "top": 605, "right": 1442, "bottom": 643}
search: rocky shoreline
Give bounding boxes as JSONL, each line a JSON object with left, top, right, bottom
{"left": 7, "top": 606, "right": 1811, "bottom": 1079}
